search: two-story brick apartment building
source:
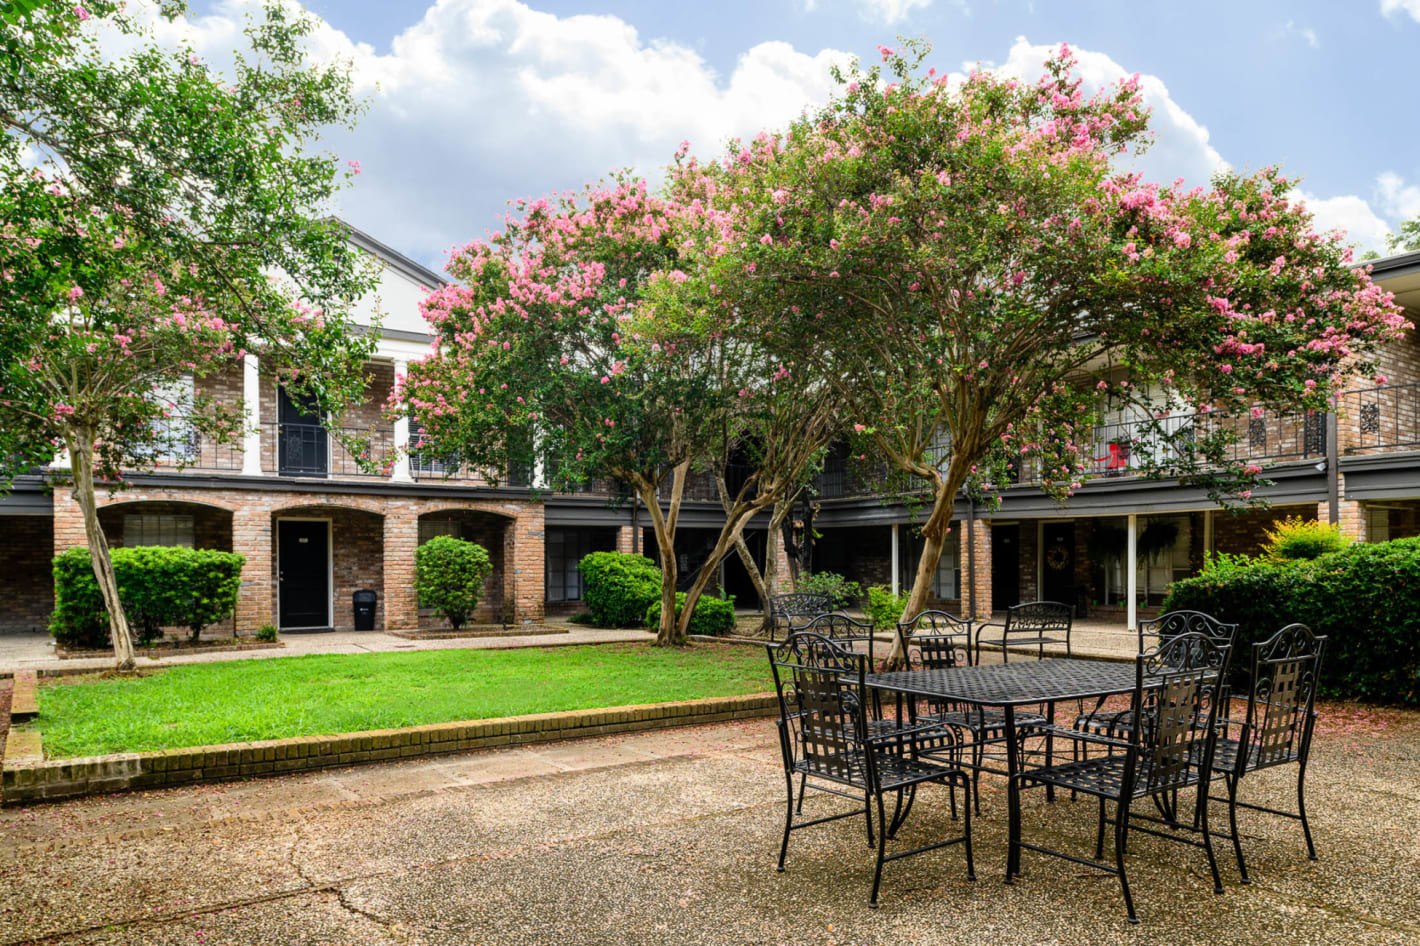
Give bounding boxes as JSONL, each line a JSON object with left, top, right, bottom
{"left": 1, "top": 231, "right": 1416, "bottom": 639}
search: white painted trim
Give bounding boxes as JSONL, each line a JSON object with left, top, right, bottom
{"left": 890, "top": 523, "right": 900, "bottom": 597}
{"left": 275, "top": 516, "right": 335, "bottom": 629}
{"left": 390, "top": 358, "right": 413, "bottom": 483}
{"left": 241, "top": 353, "right": 263, "bottom": 476}
{"left": 1126, "top": 514, "right": 1138, "bottom": 631}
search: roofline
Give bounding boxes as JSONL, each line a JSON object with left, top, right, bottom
{"left": 1355, "top": 248, "right": 1420, "bottom": 279}
{"left": 334, "top": 218, "right": 450, "bottom": 290}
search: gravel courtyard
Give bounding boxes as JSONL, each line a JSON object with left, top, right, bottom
{"left": 1, "top": 706, "right": 1416, "bottom": 945}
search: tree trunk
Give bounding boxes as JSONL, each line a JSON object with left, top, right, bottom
{"left": 886, "top": 479, "right": 959, "bottom": 668}
{"left": 716, "top": 471, "right": 772, "bottom": 633}
{"left": 67, "top": 429, "right": 136, "bottom": 671}
{"left": 674, "top": 500, "right": 765, "bottom": 641}
{"left": 640, "top": 461, "right": 688, "bottom": 646}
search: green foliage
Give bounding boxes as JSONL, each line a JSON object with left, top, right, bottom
{"left": 1164, "top": 539, "right": 1420, "bottom": 704}
{"left": 1262, "top": 516, "right": 1351, "bottom": 561}
{"left": 51, "top": 546, "right": 245, "bottom": 647}
{"left": 797, "top": 571, "right": 862, "bottom": 610}
{"left": 414, "top": 536, "right": 494, "bottom": 630}
{"left": 866, "top": 584, "right": 910, "bottom": 631}
{"left": 645, "top": 592, "right": 737, "bottom": 637}
{"left": 256, "top": 624, "right": 280, "bottom": 643}
{"left": 579, "top": 551, "right": 662, "bottom": 627}
{"left": 567, "top": 611, "right": 596, "bottom": 626}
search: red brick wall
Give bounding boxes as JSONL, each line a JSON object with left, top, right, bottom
{"left": 52, "top": 484, "right": 543, "bottom": 634}
{"left": 0, "top": 516, "right": 55, "bottom": 633}
{"left": 1212, "top": 503, "right": 1315, "bottom": 556}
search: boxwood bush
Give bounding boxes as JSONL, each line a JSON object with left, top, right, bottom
{"left": 645, "top": 592, "right": 737, "bottom": 636}
{"left": 579, "top": 551, "right": 661, "bottom": 627}
{"left": 51, "top": 546, "right": 245, "bottom": 648}
{"left": 1163, "top": 538, "right": 1420, "bottom": 705}
{"left": 415, "top": 536, "right": 494, "bottom": 629}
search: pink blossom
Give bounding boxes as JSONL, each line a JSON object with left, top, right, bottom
{"left": 73, "top": 5, "right": 89, "bottom": 21}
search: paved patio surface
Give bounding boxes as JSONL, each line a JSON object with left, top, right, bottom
{"left": 1, "top": 705, "right": 1415, "bottom": 944}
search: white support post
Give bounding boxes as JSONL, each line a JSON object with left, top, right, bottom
{"left": 532, "top": 433, "right": 546, "bottom": 489}
{"left": 1126, "top": 513, "right": 1138, "bottom": 631}
{"left": 241, "top": 353, "right": 263, "bottom": 476}
{"left": 1202, "top": 509, "right": 1214, "bottom": 563}
{"left": 890, "top": 523, "right": 901, "bottom": 597}
{"left": 391, "top": 358, "right": 413, "bottom": 483}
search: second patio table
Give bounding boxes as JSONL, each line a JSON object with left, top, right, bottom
{"left": 868, "top": 657, "right": 1139, "bottom": 881}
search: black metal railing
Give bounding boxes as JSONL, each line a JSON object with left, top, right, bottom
{"left": 141, "top": 426, "right": 245, "bottom": 473}
{"left": 1337, "top": 381, "right": 1420, "bottom": 454}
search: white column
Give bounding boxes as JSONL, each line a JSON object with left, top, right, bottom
{"left": 390, "top": 358, "right": 413, "bottom": 483}
{"left": 1126, "top": 513, "right": 1138, "bottom": 631}
{"left": 241, "top": 353, "right": 263, "bottom": 476}
{"left": 1202, "top": 510, "right": 1214, "bottom": 563}
{"left": 890, "top": 523, "right": 900, "bottom": 597}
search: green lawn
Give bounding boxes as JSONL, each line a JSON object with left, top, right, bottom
{"left": 34, "top": 643, "right": 772, "bottom": 758}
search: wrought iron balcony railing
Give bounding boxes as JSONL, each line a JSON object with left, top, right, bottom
{"left": 1336, "top": 382, "right": 1420, "bottom": 454}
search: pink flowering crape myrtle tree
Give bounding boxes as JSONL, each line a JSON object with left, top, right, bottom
{"left": 700, "top": 41, "right": 1408, "bottom": 663}
{"left": 0, "top": 2, "right": 378, "bottom": 669}
{"left": 399, "top": 176, "right": 840, "bottom": 645}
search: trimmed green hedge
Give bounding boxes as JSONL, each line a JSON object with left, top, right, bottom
{"left": 415, "top": 536, "right": 494, "bottom": 629}
{"left": 645, "top": 592, "right": 737, "bottom": 636}
{"left": 1163, "top": 538, "right": 1420, "bottom": 705}
{"left": 866, "top": 584, "right": 909, "bottom": 631}
{"left": 51, "top": 546, "right": 245, "bottom": 648}
{"left": 579, "top": 551, "right": 661, "bottom": 627}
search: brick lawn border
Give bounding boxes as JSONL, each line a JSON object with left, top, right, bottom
{"left": 1, "top": 691, "right": 777, "bottom": 806}
{"left": 55, "top": 640, "right": 284, "bottom": 661}
{"left": 388, "top": 625, "right": 568, "bottom": 640}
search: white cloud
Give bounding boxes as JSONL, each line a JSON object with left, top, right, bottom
{"left": 982, "top": 37, "right": 1228, "bottom": 188}
{"left": 1377, "top": 171, "right": 1420, "bottom": 220}
{"left": 131, "top": 0, "right": 851, "bottom": 267}
{"left": 1296, "top": 190, "right": 1392, "bottom": 254}
{"left": 1381, "top": 0, "right": 1420, "bottom": 22}
{"left": 1285, "top": 21, "right": 1321, "bottom": 48}
{"left": 858, "top": 0, "right": 935, "bottom": 24}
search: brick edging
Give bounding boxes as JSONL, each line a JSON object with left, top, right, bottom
{"left": 54, "top": 641, "right": 284, "bottom": 661}
{"left": 1, "top": 692, "right": 778, "bottom": 806}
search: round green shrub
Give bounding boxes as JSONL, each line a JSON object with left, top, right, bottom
{"left": 866, "top": 584, "right": 910, "bottom": 631}
{"left": 645, "top": 592, "right": 737, "bottom": 636}
{"left": 1262, "top": 516, "right": 1351, "bottom": 561}
{"left": 415, "top": 536, "right": 494, "bottom": 630}
{"left": 579, "top": 551, "right": 661, "bottom": 627}
{"left": 797, "top": 571, "right": 863, "bottom": 610}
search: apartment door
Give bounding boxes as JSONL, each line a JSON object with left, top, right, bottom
{"left": 990, "top": 524, "right": 1020, "bottom": 609}
{"left": 1041, "top": 521, "right": 1076, "bottom": 607}
{"left": 278, "top": 520, "right": 330, "bottom": 628}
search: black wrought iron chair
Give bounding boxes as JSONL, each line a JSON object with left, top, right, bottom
{"left": 768, "top": 593, "right": 832, "bottom": 641}
{"left": 766, "top": 632, "right": 975, "bottom": 907}
{"left": 1073, "top": 611, "right": 1239, "bottom": 742}
{"left": 1009, "top": 632, "right": 1231, "bottom": 924}
{"left": 800, "top": 611, "right": 877, "bottom": 665}
{"left": 1211, "top": 623, "right": 1326, "bottom": 885}
{"left": 894, "top": 610, "right": 1045, "bottom": 816}
{"left": 975, "top": 601, "right": 1073, "bottom": 663}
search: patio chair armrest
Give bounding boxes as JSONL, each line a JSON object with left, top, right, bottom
{"left": 865, "top": 719, "right": 968, "bottom": 746}
{"left": 974, "top": 623, "right": 1006, "bottom": 640}
{"left": 1020, "top": 723, "right": 1133, "bottom": 751}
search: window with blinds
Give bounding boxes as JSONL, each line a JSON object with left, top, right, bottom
{"left": 1368, "top": 507, "right": 1391, "bottom": 543}
{"left": 123, "top": 514, "right": 195, "bottom": 548}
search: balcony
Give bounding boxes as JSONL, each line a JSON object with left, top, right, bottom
{"left": 1337, "top": 382, "right": 1420, "bottom": 455}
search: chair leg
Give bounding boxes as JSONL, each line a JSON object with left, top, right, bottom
{"left": 1225, "top": 773, "right": 1250, "bottom": 885}
{"left": 1199, "top": 783, "right": 1224, "bottom": 896}
{"left": 971, "top": 739, "right": 984, "bottom": 816}
{"left": 1114, "top": 800, "right": 1138, "bottom": 924}
{"left": 869, "top": 790, "right": 889, "bottom": 908}
{"left": 1095, "top": 795, "right": 1107, "bottom": 861}
{"left": 795, "top": 772, "right": 807, "bottom": 814}
{"left": 1298, "top": 766, "right": 1317, "bottom": 861}
{"left": 1006, "top": 775, "right": 1021, "bottom": 885}
{"left": 887, "top": 788, "right": 907, "bottom": 840}
{"left": 963, "top": 778, "right": 976, "bottom": 881}
{"left": 864, "top": 790, "right": 876, "bottom": 848}
{"left": 777, "top": 772, "right": 795, "bottom": 872}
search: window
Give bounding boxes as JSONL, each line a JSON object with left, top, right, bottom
{"left": 123, "top": 514, "right": 195, "bottom": 548}
{"left": 143, "top": 376, "right": 197, "bottom": 464}
{"left": 546, "top": 528, "right": 616, "bottom": 602}
{"left": 1368, "top": 507, "right": 1391, "bottom": 544}
{"left": 418, "top": 519, "right": 463, "bottom": 544}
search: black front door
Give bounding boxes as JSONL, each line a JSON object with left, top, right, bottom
{"left": 991, "top": 524, "right": 1020, "bottom": 610}
{"left": 279, "top": 520, "right": 329, "bottom": 628}
{"left": 1041, "top": 521, "right": 1076, "bottom": 607}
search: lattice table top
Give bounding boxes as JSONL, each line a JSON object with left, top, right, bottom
{"left": 869, "top": 658, "right": 1137, "bottom": 706}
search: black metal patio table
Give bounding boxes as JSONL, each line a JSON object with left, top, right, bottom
{"left": 868, "top": 658, "right": 1138, "bottom": 881}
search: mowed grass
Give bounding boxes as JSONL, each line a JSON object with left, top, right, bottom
{"left": 35, "top": 643, "right": 772, "bottom": 758}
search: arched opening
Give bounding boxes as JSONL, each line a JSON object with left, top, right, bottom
{"left": 417, "top": 509, "right": 513, "bottom": 627}
{"left": 271, "top": 504, "right": 385, "bottom": 631}
{"left": 0, "top": 515, "right": 55, "bottom": 635}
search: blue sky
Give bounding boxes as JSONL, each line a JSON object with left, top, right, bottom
{"left": 180, "top": 0, "right": 1420, "bottom": 269}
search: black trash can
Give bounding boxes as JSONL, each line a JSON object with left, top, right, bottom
{"left": 352, "top": 589, "right": 378, "bottom": 631}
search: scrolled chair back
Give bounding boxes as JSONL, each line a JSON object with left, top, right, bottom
{"left": 1130, "top": 631, "right": 1230, "bottom": 797}
{"left": 895, "top": 610, "right": 972, "bottom": 669}
{"left": 765, "top": 632, "right": 868, "bottom": 782}
{"left": 1244, "top": 623, "right": 1325, "bottom": 771}
{"left": 1138, "top": 610, "right": 1239, "bottom": 651}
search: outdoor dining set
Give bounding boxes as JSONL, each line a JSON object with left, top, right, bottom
{"left": 762, "top": 596, "right": 1325, "bottom": 923}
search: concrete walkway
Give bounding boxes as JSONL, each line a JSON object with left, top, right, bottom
{"left": 0, "top": 616, "right": 1140, "bottom": 676}
{"left": 1, "top": 706, "right": 1415, "bottom": 944}
{"left": 0, "top": 624, "right": 656, "bottom": 676}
